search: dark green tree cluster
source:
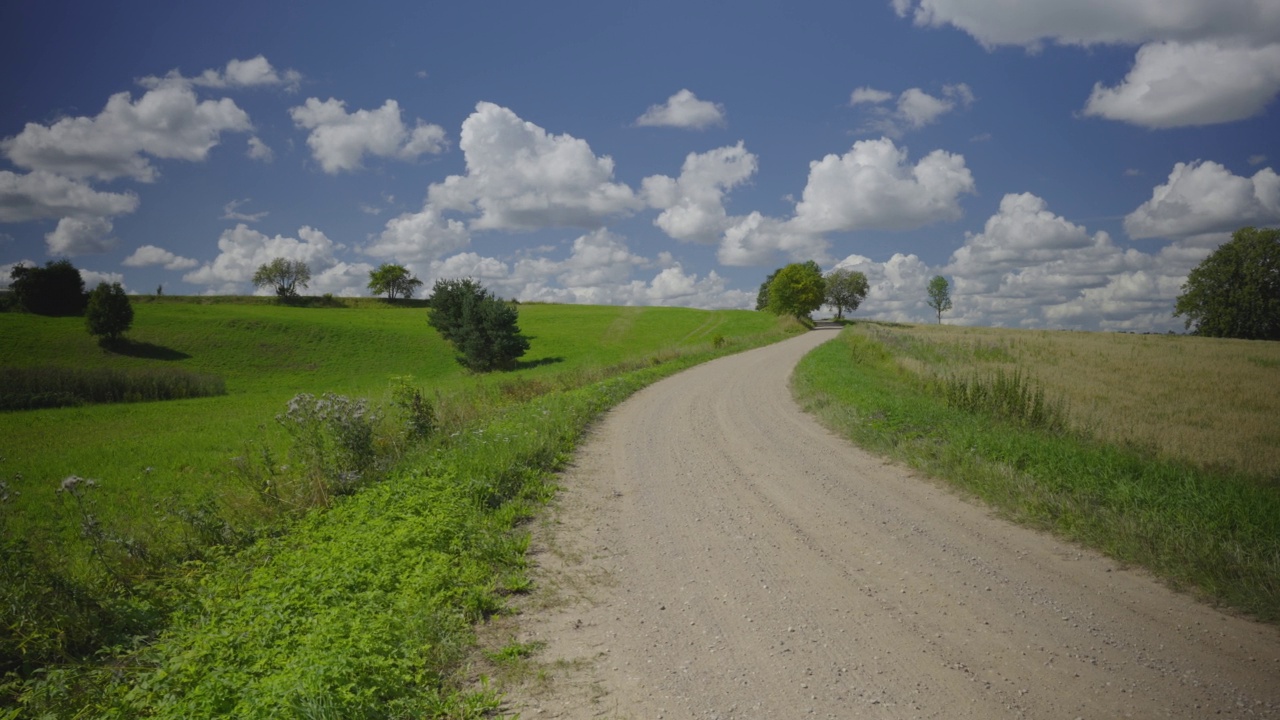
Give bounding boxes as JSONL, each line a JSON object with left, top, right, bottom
{"left": 8, "top": 260, "right": 87, "bottom": 316}
{"left": 1175, "top": 226, "right": 1280, "bottom": 340}
{"left": 427, "top": 278, "right": 530, "bottom": 371}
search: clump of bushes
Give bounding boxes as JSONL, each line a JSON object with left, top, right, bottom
{"left": 427, "top": 278, "right": 530, "bottom": 372}
{"left": 938, "top": 367, "right": 1068, "bottom": 433}
{"left": 0, "top": 367, "right": 226, "bottom": 411}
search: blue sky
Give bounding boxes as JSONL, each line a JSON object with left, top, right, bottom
{"left": 3, "top": 0, "right": 1278, "bottom": 330}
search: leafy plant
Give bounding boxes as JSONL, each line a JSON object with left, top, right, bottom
{"left": 766, "top": 261, "right": 825, "bottom": 319}
{"left": 926, "top": 275, "right": 952, "bottom": 324}
{"left": 85, "top": 282, "right": 134, "bottom": 344}
{"left": 367, "top": 263, "right": 423, "bottom": 300}
{"left": 7, "top": 260, "right": 86, "bottom": 316}
{"left": 1175, "top": 226, "right": 1280, "bottom": 340}
{"left": 390, "top": 375, "right": 436, "bottom": 439}
{"left": 427, "top": 278, "right": 530, "bottom": 372}
{"left": 823, "top": 268, "right": 869, "bottom": 320}
{"left": 252, "top": 258, "right": 311, "bottom": 299}
{"left": 276, "top": 392, "right": 382, "bottom": 498}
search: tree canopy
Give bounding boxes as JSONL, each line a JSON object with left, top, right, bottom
{"left": 1174, "top": 226, "right": 1280, "bottom": 340}
{"left": 766, "top": 261, "right": 825, "bottom": 319}
{"left": 253, "top": 258, "right": 311, "bottom": 298}
{"left": 8, "top": 259, "right": 87, "bottom": 316}
{"left": 427, "top": 278, "right": 530, "bottom": 371}
{"left": 824, "top": 268, "right": 869, "bottom": 320}
{"left": 926, "top": 275, "right": 952, "bottom": 324}
{"left": 367, "top": 263, "right": 423, "bottom": 300}
{"left": 85, "top": 282, "right": 134, "bottom": 344}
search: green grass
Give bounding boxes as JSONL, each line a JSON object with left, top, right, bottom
{"left": 0, "top": 298, "right": 800, "bottom": 717}
{"left": 792, "top": 326, "right": 1280, "bottom": 621}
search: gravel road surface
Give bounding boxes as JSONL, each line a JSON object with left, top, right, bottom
{"left": 502, "top": 328, "right": 1280, "bottom": 718}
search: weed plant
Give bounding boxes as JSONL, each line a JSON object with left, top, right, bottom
{"left": 793, "top": 327, "right": 1280, "bottom": 621}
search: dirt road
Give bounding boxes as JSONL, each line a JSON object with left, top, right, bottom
{"left": 502, "top": 328, "right": 1280, "bottom": 718}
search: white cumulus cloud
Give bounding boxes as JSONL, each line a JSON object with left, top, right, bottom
{"left": 364, "top": 205, "right": 471, "bottom": 263}
{"left": 790, "top": 137, "right": 976, "bottom": 233}
{"left": 428, "top": 102, "right": 642, "bottom": 230}
{"left": 122, "top": 244, "right": 199, "bottom": 270}
{"left": 1124, "top": 160, "right": 1280, "bottom": 238}
{"left": 247, "top": 136, "right": 274, "bottom": 162}
{"left": 183, "top": 224, "right": 342, "bottom": 293}
{"left": 851, "top": 84, "right": 975, "bottom": 135}
{"left": 642, "top": 142, "right": 758, "bottom": 244}
{"left": 1083, "top": 41, "right": 1280, "bottom": 127}
{"left": 893, "top": 0, "right": 1280, "bottom": 128}
{"left": 635, "top": 89, "right": 727, "bottom": 129}
{"left": 1, "top": 79, "right": 252, "bottom": 182}
{"left": 0, "top": 170, "right": 139, "bottom": 222}
{"left": 45, "top": 217, "right": 117, "bottom": 256}
{"left": 289, "top": 98, "right": 448, "bottom": 174}
{"left": 142, "top": 55, "right": 302, "bottom": 92}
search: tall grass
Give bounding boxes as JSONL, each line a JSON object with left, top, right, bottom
{"left": 793, "top": 326, "right": 1280, "bottom": 622}
{"left": 0, "top": 366, "right": 226, "bottom": 410}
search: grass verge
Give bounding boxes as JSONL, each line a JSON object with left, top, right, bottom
{"left": 792, "top": 327, "right": 1280, "bottom": 621}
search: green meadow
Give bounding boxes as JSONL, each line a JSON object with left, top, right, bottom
{"left": 1, "top": 297, "right": 797, "bottom": 717}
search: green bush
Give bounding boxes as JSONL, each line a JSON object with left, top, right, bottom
{"left": 85, "top": 282, "right": 134, "bottom": 343}
{"left": 427, "top": 279, "right": 530, "bottom": 372}
{"left": 8, "top": 260, "right": 87, "bottom": 316}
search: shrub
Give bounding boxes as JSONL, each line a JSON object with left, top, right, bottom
{"left": 85, "top": 282, "right": 133, "bottom": 344}
{"left": 427, "top": 279, "right": 530, "bottom": 372}
{"left": 276, "top": 392, "right": 382, "bottom": 498}
{"left": 390, "top": 376, "right": 436, "bottom": 439}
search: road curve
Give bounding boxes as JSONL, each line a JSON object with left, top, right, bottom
{"left": 505, "top": 328, "right": 1280, "bottom": 718}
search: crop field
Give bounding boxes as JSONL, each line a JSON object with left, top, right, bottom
{"left": 793, "top": 322, "right": 1280, "bottom": 621}
{"left": 860, "top": 322, "right": 1280, "bottom": 479}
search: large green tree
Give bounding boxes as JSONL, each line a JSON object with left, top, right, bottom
{"left": 767, "top": 261, "right": 826, "bottom": 319}
{"left": 1174, "top": 226, "right": 1280, "bottom": 340}
{"left": 252, "top": 258, "right": 311, "bottom": 298}
{"left": 8, "top": 259, "right": 87, "bottom": 316}
{"left": 85, "top": 282, "right": 134, "bottom": 344}
{"left": 367, "top": 263, "right": 423, "bottom": 300}
{"left": 824, "top": 268, "right": 870, "bottom": 320}
{"left": 926, "top": 275, "right": 952, "bottom": 324}
{"left": 427, "top": 278, "right": 530, "bottom": 371}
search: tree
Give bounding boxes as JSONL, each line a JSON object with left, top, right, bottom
{"left": 824, "top": 268, "right": 870, "bottom": 320}
{"left": 755, "top": 268, "right": 779, "bottom": 311}
{"left": 367, "top": 263, "right": 424, "bottom": 300}
{"left": 427, "top": 278, "right": 530, "bottom": 371}
{"left": 1174, "top": 226, "right": 1280, "bottom": 340}
{"left": 252, "top": 258, "right": 311, "bottom": 298}
{"left": 8, "top": 259, "right": 87, "bottom": 316}
{"left": 85, "top": 282, "right": 134, "bottom": 344}
{"left": 926, "top": 275, "right": 952, "bottom": 324}
{"left": 767, "top": 261, "right": 826, "bottom": 318}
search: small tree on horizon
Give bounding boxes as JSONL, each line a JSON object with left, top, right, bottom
{"left": 824, "top": 268, "right": 870, "bottom": 320}
{"left": 926, "top": 275, "right": 952, "bottom": 324}
{"left": 1174, "top": 226, "right": 1280, "bottom": 340}
{"left": 85, "top": 282, "right": 134, "bottom": 344}
{"left": 367, "top": 263, "right": 424, "bottom": 300}
{"left": 253, "top": 258, "right": 311, "bottom": 299}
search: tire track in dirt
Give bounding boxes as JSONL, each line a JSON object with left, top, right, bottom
{"left": 501, "top": 328, "right": 1280, "bottom": 719}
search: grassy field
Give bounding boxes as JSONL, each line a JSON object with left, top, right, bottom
{"left": 1, "top": 297, "right": 797, "bottom": 716}
{"left": 793, "top": 322, "right": 1280, "bottom": 621}
{"left": 0, "top": 299, "right": 772, "bottom": 559}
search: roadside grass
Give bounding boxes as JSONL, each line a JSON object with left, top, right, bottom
{"left": 792, "top": 325, "right": 1280, "bottom": 621}
{"left": 1, "top": 298, "right": 802, "bottom": 716}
